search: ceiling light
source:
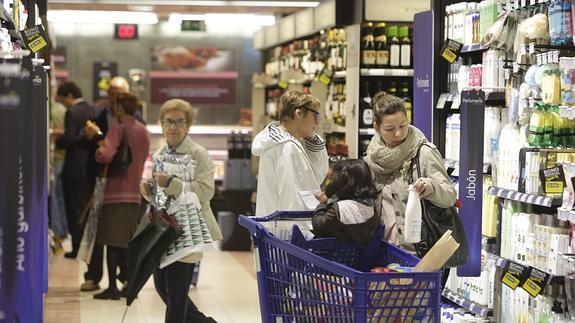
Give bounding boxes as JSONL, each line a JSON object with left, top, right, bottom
{"left": 204, "top": 14, "right": 275, "bottom": 26}
{"left": 169, "top": 13, "right": 275, "bottom": 26}
{"left": 47, "top": 10, "right": 159, "bottom": 24}
{"left": 49, "top": 0, "right": 319, "bottom": 7}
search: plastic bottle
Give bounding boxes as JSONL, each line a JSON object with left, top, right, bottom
{"left": 548, "top": 0, "right": 573, "bottom": 46}
{"left": 404, "top": 185, "right": 422, "bottom": 243}
{"left": 529, "top": 104, "right": 545, "bottom": 147}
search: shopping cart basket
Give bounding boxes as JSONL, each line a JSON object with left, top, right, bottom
{"left": 239, "top": 212, "right": 442, "bottom": 323}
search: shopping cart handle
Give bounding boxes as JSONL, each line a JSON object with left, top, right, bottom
{"left": 238, "top": 214, "right": 266, "bottom": 237}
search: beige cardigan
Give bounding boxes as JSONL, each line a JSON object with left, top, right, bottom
{"left": 144, "top": 136, "right": 223, "bottom": 264}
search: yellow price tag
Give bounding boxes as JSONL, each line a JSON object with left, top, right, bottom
{"left": 29, "top": 36, "right": 47, "bottom": 53}
{"left": 502, "top": 272, "right": 521, "bottom": 289}
{"left": 319, "top": 74, "right": 331, "bottom": 86}
{"left": 522, "top": 278, "right": 542, "bottom": 297}
{"left": 278, "top": 80, "right": 288, "bottom": 89}
{"left": 442, "top": 49, "right": 457, "bottom": 63}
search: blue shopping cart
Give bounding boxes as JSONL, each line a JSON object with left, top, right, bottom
{"left": 239, "top": 211, "right": 442, "bottom": 323}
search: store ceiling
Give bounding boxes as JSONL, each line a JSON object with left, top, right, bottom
{"left": 47, "top": 0, "right": 320, "bottom": 17}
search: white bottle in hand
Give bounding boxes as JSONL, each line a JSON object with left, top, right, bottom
{"left": 404, "top": 185, "right": 422, "bottom": 243}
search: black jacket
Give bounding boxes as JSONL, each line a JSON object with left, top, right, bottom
{"left": 56, "top": 100, "right": 93, "bottom": 181}
{"left": 311, "top": 198, "right": 379, "bottom": 244}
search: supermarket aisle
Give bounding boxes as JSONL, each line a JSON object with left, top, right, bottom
{"left": 45, "top": 249, "right": 260, "bottom": 323}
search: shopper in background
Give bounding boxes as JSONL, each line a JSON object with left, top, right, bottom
{"left": 49, "top": 99, "right": 69, "bottom": 256}
{"left": 365, "top": 92, "right": 456, "bottom": 250}
{"left": 252, "top": 90, "right": 329, "bottom": 216}
{"left": 92, "top": 93, "right": 150, "bottom": 300}
{"left": 56, "top": 81, "right": 95, "bottom": 259}
{"left": 140, "top": 99, "right": 221, "bottom": 323}
{"left": 311, "top": 159, "right": 379, "bottom": 244}
{"left": 80, "top": 76, "right": 140, "bottom": 293}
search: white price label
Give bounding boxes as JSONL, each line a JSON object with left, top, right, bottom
{"left": 451, "top": 94, "right": 461, "bottom": 110}
{"left": 513, "top": 62, "right": 520, "bottom": 73}
{"left": 529, "top": 43, "right": 535, "bottom": 54}
{"left": 520, "top": 45, "right": 527, "bottom": 56}
{"left": 521, "top": 0, "right": 526, "bottom": 7}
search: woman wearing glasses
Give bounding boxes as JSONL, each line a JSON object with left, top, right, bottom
{"left": 252, "top": 90, "right": 329, "bottom": 216}
{"left": 140, "top": 99, "right": 221, "bottom": 323}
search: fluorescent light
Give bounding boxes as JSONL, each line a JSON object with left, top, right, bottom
{"left": 49, "top": 0, "right": 319, "bottom": 7}
{"left": 204, "top": 14, "right": 275, "bottom": 26}
{"left": 168, "top": 13, "right": 206, "bottom": 24}
{"left": 229, "top": 1, "right": 319, "bottom": 7}
{"left": 169, "top": 13, "right": 275, "bottom": 26}
{"left": 47, "top": 10, "right": 158, "bottom": 24}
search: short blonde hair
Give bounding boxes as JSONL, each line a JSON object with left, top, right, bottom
{"left": 159, "top": 99, "right": 196, "bottom": 126}
{"left": 278, "top": 91, "right": 320, "bottom": 122}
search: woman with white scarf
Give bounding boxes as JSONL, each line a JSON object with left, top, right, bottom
{"left": 365, "top": 92, "right": 457, "bottom": 251}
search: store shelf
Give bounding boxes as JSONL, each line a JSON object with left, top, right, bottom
{"left": 359, "top": 128, "right": 375, "bottom": 136}
{"left": 487, "top": 186, "right": 562, "bottom": 207}
{"left": 360, "top": 68, "right": 413, "bottom": 77}
{"left": 460, "top": 44, "right": 488, "bottom": 54}
{"left": 333, "top": 71, "right": 347, "bottom": 79}
{"left": 441, "top": 289, "right": 492, "bottom": 319}
{"left": 486, "top": 252, "right": 566, "bottom": 284}
{"left": 557, "top": 208, "right": 575, "bottom": 223}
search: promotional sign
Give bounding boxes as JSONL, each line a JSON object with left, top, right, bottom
{"left": 20, "top": 24, "right": 50, "bottom": 53}
{"left": 93, "top": 61, "right": 118, "bottom": 101}
{"left": 457, "top": 90, "right": 485, "bottom": 277}
{"left": 413, "top": 11, "right": 433, "bottom": 140}
{"left": 150, "top": 47, "right": 237, "bottom": 104}
{"left": 0, "top": 58, "right": 48, "bottom": 322}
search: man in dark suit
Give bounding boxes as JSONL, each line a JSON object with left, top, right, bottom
{"left": 56, "top": 81, "right": 94, "bottom": 259}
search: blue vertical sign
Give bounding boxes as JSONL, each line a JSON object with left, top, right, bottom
{"left": 458, "top": 90, "right": 485, "bottom": 277}
{"left": 0, "top": 58, "right": 47, "bottom": 322}
{"left": 413, "top": 11, "right": 433, "bottom": 140}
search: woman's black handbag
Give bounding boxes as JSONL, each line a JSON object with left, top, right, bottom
{"left": 409, "top": 142, "right": 469, "bottom": 268}
{"left": 107, "top": 125, "right": 132, "bottom": 177}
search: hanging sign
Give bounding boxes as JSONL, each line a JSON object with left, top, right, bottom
{"left": 520, "top": 267, "right": 551, "bottom": 297}
{"left": 501, "top": 261, "right": 529, "bottom": 290}
{"left": 440, "top": 39, "right": 463, "bottom": 64}
{"left": 20, "top": 24, "right": 49, "bottom": 53}
{"left": 93, "top": 62, "right": 118, "bottom": 101}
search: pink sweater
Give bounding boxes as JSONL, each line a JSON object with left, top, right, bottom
{"left": 96, "top": 117, "right": 150, "bottom": 204}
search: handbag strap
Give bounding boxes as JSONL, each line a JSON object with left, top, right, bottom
{"left": 407, "top": 142, "right": 426, "bottom": 184}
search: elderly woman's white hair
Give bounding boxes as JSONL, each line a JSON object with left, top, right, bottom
{"left": 159, "top": 99, "right": 197, "bottom": 126}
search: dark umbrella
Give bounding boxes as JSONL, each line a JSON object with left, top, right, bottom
{"left": 121, "top": 206, "right": 182, "bottom": 321}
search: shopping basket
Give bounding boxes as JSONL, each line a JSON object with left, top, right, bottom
{"left": 239, "top": 212, "right": 442, "bottom": 323}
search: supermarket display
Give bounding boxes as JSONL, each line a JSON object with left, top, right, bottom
{"left": 434, "top": 0, "right": 575, "bottom": 321}
{"left": 0, "top": 0, "right": 50, "bottom": 320}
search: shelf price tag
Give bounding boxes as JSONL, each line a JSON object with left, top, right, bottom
{"left": 436, "top": 93, "right": 449, "bottom": 110}
{"left": 529, "top": 43, "right": 535, "bottom": 54}
{"left": 521, "top": 0, "right": 527, "bottom": 7}
{"left": 451, "top": 94, "right": 461, "bottom": 110}
{"left": 521, "top": 267, "right": 551, "bottom": 297}
{"left": 501, "top": 261, "right": 528, "bottom": 290}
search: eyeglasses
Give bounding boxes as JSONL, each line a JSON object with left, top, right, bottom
{"left": 163, "top": 118, "right": 187, "bottom": 128}
{"left": 300, "top": 106, "right": 320, "bottom": 121}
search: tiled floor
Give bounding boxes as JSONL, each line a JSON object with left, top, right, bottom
{"left": 45, "top": 249, "right": 261, "bottom": 323}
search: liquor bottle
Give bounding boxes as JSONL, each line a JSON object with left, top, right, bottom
{"left": 360, "top": 81, "right": 374, "bottom": 128}
{"left": 361, "top": 22, "right": 376, "bottom": 68}
{"left": 375, "top": 22, "right": 389, "bottom": 68}
{"left": 387, "top": 82, "right": 398, "bottom": 97}
{"left": 388, "top": 25, "right": 400, "bottom": 68}
{"left": 401, "top": 82, "right": 413, "bottom": 123}
{"left": 339, "top": 28, "right": 347, "bottom": 71}
{"left": 400, "top": 26, "right": 412, "bottom": 68}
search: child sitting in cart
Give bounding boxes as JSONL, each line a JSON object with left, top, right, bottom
{"left": 311, "top": 159, "right": 379, "bottom": 244}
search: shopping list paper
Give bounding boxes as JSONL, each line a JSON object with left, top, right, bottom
{"left": 299, "top": 190, "right": 321, "bottom": 210}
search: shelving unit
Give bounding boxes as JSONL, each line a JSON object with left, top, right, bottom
{"left": 359, "top": 68, "right": 414, "bottom": 77}
{"left": 487, "top": 187, "right": 562, "bottom": 208}
{"left": 442, "top": 289, "right": 493, "bottom": 319}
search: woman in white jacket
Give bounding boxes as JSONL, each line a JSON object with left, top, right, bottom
{"left": 252, "top": 91, "right": 329, "bottom": 216}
